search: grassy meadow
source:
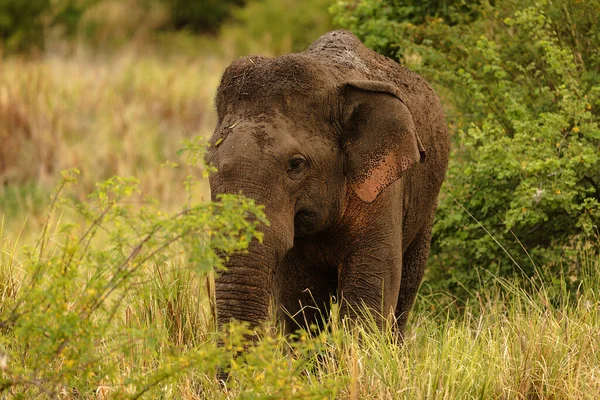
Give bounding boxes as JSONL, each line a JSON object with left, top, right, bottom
{"left": 0, "top": 47, "right": 226, "bottom": 237}
{"left": 1, "top": 15, "right": 600, "bottom": 400}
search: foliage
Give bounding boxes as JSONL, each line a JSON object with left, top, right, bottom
{"left": 0, "top": 140, "right": 267, "bottom": 396}
{"left": 0, "top": 0, "right": 48, "bottom": 53}
{"left": 329, "top": 0, "right": 481, "bottom": 57}
{"left": 2, "top": 192, "right": 599, "bottom": 397}
{"left": 332, "top": 0, "right": 600, "bottom": 299}
{"left": 161, "top": 0, "right": 246, "bottom": 34}
{"left": 0, "top": 0, "right": 95, "bottom": 53}
{"left": 223, "top": 0, "right": 336, "bottom": 55}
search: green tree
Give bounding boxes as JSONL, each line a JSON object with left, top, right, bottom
{"left": 0, "top": 0, "right": 48, "bottom": 52}
{"left": 163, "top": 0, "right": 246, "bottom": 34}
{"left": 332, "top": 0, "right": 600, "bottom": 299}
{"left": 0, "top": 0, "right": 95, "bottom": 53}
{"left": 229, "top": 0, "right": 335, "bottom": 54}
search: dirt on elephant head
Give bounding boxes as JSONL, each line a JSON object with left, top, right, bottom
{"left": 215, "top": 54, "right": 336, "bottom": 119}
{"left": 305, "top": 30, "right": 438, "bottom": 101}
{"left": 215, "top": 30, "right": 441, "bottom": 127}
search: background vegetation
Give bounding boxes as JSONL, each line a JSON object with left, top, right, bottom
{"left": 333, "top": 0, "right": 600, "bottom": 302}
{"left": 1, "top": 0, "right": 598, "bottom": 397}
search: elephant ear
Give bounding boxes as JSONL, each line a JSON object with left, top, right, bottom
{"left": 340, "top": 81, "right": 426, "bottom": 203}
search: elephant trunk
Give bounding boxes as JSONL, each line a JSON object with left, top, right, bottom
{"left": 215, "top": 249, "right": 274, "bottom": 325}
{"left": 215, "top": 213, "right": 293, "bottom": 328}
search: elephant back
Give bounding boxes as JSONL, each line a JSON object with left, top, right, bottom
{"left": 304, "top": 30, "right": 432, "bottom": 99}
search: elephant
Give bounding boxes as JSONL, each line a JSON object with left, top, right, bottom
{"left": 206, "top": 30, "right": 449, "bottom": 336}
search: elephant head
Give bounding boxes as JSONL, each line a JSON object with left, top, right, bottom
{"left": 206, "top": 34, "right": 427, "bottom": 331}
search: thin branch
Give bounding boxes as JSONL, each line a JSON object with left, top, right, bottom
{"left": 449, "top": 194, "right": 533, "bottom": 282}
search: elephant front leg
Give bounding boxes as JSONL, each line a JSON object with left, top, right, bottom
{"left": 338, "top": 246, "right": 402, "bottom": 330}
{"left": 395, "top": 212, "right": 435, "bottom": 337}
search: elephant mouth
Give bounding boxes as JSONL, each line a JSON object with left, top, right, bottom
{"left": 294, "top": 209, "right": 317, "bottom": 238}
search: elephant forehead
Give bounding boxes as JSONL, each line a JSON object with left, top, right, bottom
{"left": 210, "top": 113, "right": 337, "bottom": 169}
{"left": 219, "top": 89, "right": 332, "bottom": 127}
{"left": 221, "top": 99, "right": 332, "bottom": 137}
{"left": 212, "top": 117, "right": 298, "bottom": 155}
{"left": 216, "top": 55, "right": 336, "bottom": 118}
{"left": 219, "top": 54, "right": 330, "bottom": 97}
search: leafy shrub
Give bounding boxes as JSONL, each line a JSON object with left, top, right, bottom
{"left": 329, "top": 0, "right": 482, "bottom": 57}
{"left": 0, "top": 0, "right": 48, "bottom": 53}
{"left": 332, "top": 0, "right": 600, "bottom": 299}
{"left": 0, "top": 0, "right": 94, "bottom": 53}
{"left": 223, "top": 0, "right": 336, "bottom": 55}
{"left": 161, "top": 0, "right": 246, "bottom": 34}
{"left": 0, "top": 140, "right": 265, "bottom": 396}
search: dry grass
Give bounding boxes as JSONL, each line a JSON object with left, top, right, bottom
{"left": 0, "top": 48, "right": 229, "bottom": 240}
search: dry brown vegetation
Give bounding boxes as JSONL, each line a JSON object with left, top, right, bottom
{"left": 0, "top": 48, "right": 229, "bottom": 238}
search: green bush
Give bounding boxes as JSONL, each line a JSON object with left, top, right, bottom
{"left": 329, "top": 0, "right": 482, "bottom": 57}
{"left": 0, "top": 0, "right": 95, "bottom": 53}
{"left": 224, "top": 0, "right": 336, "bottom": 55}
{"left": 0, "top": 141, "right": 264, "bottom": 396}
{"left": 0, "top": 0, "right": 48, "bottom": 53}
{"left": 332, "top": 0, "right": 600, "bottom": 299}
{"left": 162, "top": 0, "right": 246, "bottom": 34}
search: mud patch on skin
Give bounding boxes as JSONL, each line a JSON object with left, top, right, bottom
{"left": 211, "top": 120, "right": 240, "bottom": 147}
{"left": 250, "top": 125, "right": 275, "bottom": 150}
{"left": 216, "top": 54, "right": 334, "bottom": 118}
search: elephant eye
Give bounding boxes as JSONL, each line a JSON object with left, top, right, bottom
{"left": 287, "top": 155, "right": 308, "bottom": 176}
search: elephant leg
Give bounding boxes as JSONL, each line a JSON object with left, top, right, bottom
{"left": 275, "top": 252, "right": 337, "bottom": 335}
{"left": 395, "top": 212, "right": 435, "bottom": 336}
{"left": 338, "top": 241, "right": 403, "bottom": 330}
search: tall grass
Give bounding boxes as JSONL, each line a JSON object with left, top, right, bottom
{"left": 1, "top": 174, "right": 598, "bottom": 398}
{"left": 0, "top": 47, "right": 228, "bottom": 242}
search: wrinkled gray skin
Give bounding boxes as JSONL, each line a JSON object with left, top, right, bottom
{"left": 207, "top": 30, "right": 449, "bottom": 335}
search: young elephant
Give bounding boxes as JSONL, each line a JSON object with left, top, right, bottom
{"left": 207, "top": 30, "right": 449, "bottom": 335}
